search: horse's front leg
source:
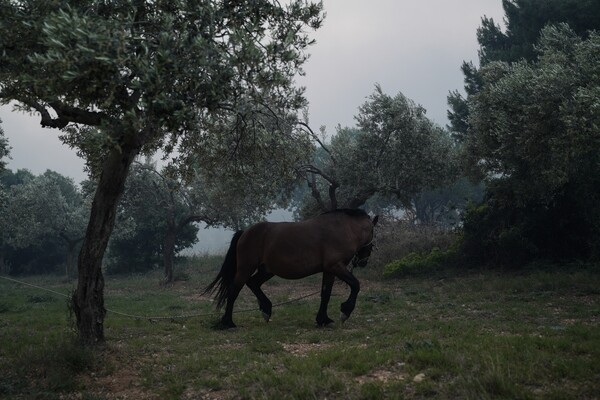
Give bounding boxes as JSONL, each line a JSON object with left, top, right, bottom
{"left": 316, "top": 272, "right": 335, "bottom": 327}
{"left": 330, "top": 263, "right": 360, "bottom": 323}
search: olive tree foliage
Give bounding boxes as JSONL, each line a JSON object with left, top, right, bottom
{"left": 447, "top": 0, "right": 600, "bottom": 141}
{"left": 464, "top": 24, "right": 600, "bottom": 262}
{"left": 0, "top": 169, "right": 34, "bottom": 274}
{"left": 0, "top": 170, "right": 88, "bottom": 276}
{"left": 296, "top": 86, "right": 458, "bottom": 218}
{"left": 0, "top": 0, "right": 323, "bottom": 343}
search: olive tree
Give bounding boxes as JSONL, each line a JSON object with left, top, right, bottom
{"left": 464, "top": 24, "right": 600, "bottom": 262}
{"left": 297, "top": 86, "right": 458, "bottom": 216}
{"left": 3, "top": 170, "right": 88, "bottom": 277}
{"left": 0, "top": 0, "right": 322, "bottom": 343}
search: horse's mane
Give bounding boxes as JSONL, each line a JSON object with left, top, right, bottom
{"left": 322, "top": 208, "right": 369, "bottom": 218}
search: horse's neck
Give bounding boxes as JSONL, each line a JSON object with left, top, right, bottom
{"left": 342, "top": 217, "right": 371, "bottom": 247}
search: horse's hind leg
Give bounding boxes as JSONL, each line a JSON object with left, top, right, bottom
{"left": 316, "top": 272, "right": 335, "bottom": 327}
{"left": 221, "top": 269, "right": 255, "bottom": 329}
{"left": 221, "top": 280, "right": 243, "bottom": 328}
{"left": 246, "top": 266, "right": 274, "bottom": 322}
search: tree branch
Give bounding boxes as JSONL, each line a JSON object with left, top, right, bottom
{"left": 20, "top": 98, "right": 108, "bottom": 129}
{"left": 296, "top": 121, "right": 337, "bottom": 165}
{"left": 296, "top": 164, "right": 338, "bottom": 187}
{"left": 49, "top": 101, "right": 107, "bottom": 127}
{"left": 305, "top": 174, "right": 327, "bottom": 212}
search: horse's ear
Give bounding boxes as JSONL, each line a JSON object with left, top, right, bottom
{"left": 372, "top": 215, "right": 379, "bottom": 226}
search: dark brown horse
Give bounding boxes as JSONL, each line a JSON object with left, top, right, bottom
{"left": 204, "top": 209, "right": 379, "bottom": 328}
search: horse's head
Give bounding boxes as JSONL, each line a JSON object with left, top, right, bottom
{"left": 353, "top": 215, "right": 378, "bottom": 268}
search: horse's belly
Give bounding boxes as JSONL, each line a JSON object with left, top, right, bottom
{"left": 263, "top": 252, "right": 322, "bottom": 280}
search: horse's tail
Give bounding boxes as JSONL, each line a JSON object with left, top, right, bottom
{"left": 203, "top": 230, "right": 244, "bottom": 309}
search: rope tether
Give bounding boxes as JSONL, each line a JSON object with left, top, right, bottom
{"left": 0, "top": 274, "right": 320, "bottom": 322}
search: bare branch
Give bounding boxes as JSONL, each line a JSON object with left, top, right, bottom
{"left": 296, "top": 121, "right": 336, "bottom": 164}
{"left": 296, "top": 164, "right": 338, "bottom": 187}
{"left": 305, "top": 174, "right": 327, "bottom": 212}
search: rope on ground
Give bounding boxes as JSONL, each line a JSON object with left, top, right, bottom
{"left": 0, "top": 274, "right": 321, "bottom": 322}
{"left": 0, "top": 274, "right": 70, "bottom": 298}
{"left": 105, "top": 290, "right": 321, "bottom": 322}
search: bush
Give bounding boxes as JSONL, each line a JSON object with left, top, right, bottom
{"left": 370, "top": 217, "right": 459, "bottom": 270}
{"left": 459, "top": 185, "right": 599, "bottom": 268}
{"left": 459, "top": 202, "right": 535, "bottom": 267}
{"left": 383, "top": 246, "right": 459, "bottom": 278}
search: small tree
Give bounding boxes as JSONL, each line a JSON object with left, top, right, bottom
{"left": 412, "top": 178, "right": 484, "bottom": 228}
{"left": 3, "top": 170, "right": 88, "bottom": 277}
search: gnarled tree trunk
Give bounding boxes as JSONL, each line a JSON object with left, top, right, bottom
{"left": 72, "top": 134, "right": 139, "bottom": 344}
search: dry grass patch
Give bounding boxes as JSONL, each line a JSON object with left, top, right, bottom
{"left": 280, "top": 342, "right": 332, "bottom": 357}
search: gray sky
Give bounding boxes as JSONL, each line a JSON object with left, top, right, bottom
{"left": 1, "top": 1, "right": 505, "bottom": 252}
{"left": 300, "top": 0, "right": 504, "bottom": 131}
{"left": 1, "top": 0, "right": 505, "bottom": 184}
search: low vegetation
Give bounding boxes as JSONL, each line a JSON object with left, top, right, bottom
{"left": 1, "top": 256, "right": 598, "bottom": 399}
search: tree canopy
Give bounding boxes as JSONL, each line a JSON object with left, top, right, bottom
{"left": 478, "top": 0, "right": 600, "bottom": 64}
{"left": 447, "top": 0, "right": 600, "bottom": 139}
{"left": 297, "top": 86, "right": 458, "bottom": 217}
{"left": 462, "top": 24, "right": 600, "bottom": 264}
{"left": 0, "top": 0, "right": 322, "bottom": 168}
{"left": 445, "top": 1, "right": 600, "bottom": 266}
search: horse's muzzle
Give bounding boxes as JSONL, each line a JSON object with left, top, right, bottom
{"left": 353, "top": 256, "right": 370, "bottom": 268}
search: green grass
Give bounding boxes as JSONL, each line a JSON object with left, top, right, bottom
{"left": 1, "top": 260, "right": 599, "bottom": 399}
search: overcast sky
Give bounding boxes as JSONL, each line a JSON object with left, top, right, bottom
{"left": 1, "top": 0, "right": 505, "bottom": 185}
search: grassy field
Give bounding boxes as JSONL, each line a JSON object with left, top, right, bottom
{"left": 0, "top": 258, "right": 599, "bottom": 399}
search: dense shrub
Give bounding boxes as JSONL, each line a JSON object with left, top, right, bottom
{"left": 370, "top": 217, "right": 459, "bottom": 270}
{"left": 460, "top": 185, "right": 599, "bottom": 268}
{"left": 3, "top": 239, "right": 67, "bottom": 276}
{"left": 383, "top": 246, "right": 460, "bottom": 278}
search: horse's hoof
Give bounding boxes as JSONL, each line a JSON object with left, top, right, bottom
{"left": 215, "top": 318, "right": 236, "bottom": 330}
{"left": 340, "top": 312, "right": 349, "bottom": 323}
{"left": 316, "top": 316, "right": 334, "bottom": 327}
{"left": 317, "top": 320, "right": 335, "bottom": 328}
{"left": 262, "top": 311, "right": 271, "bottom": 322}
